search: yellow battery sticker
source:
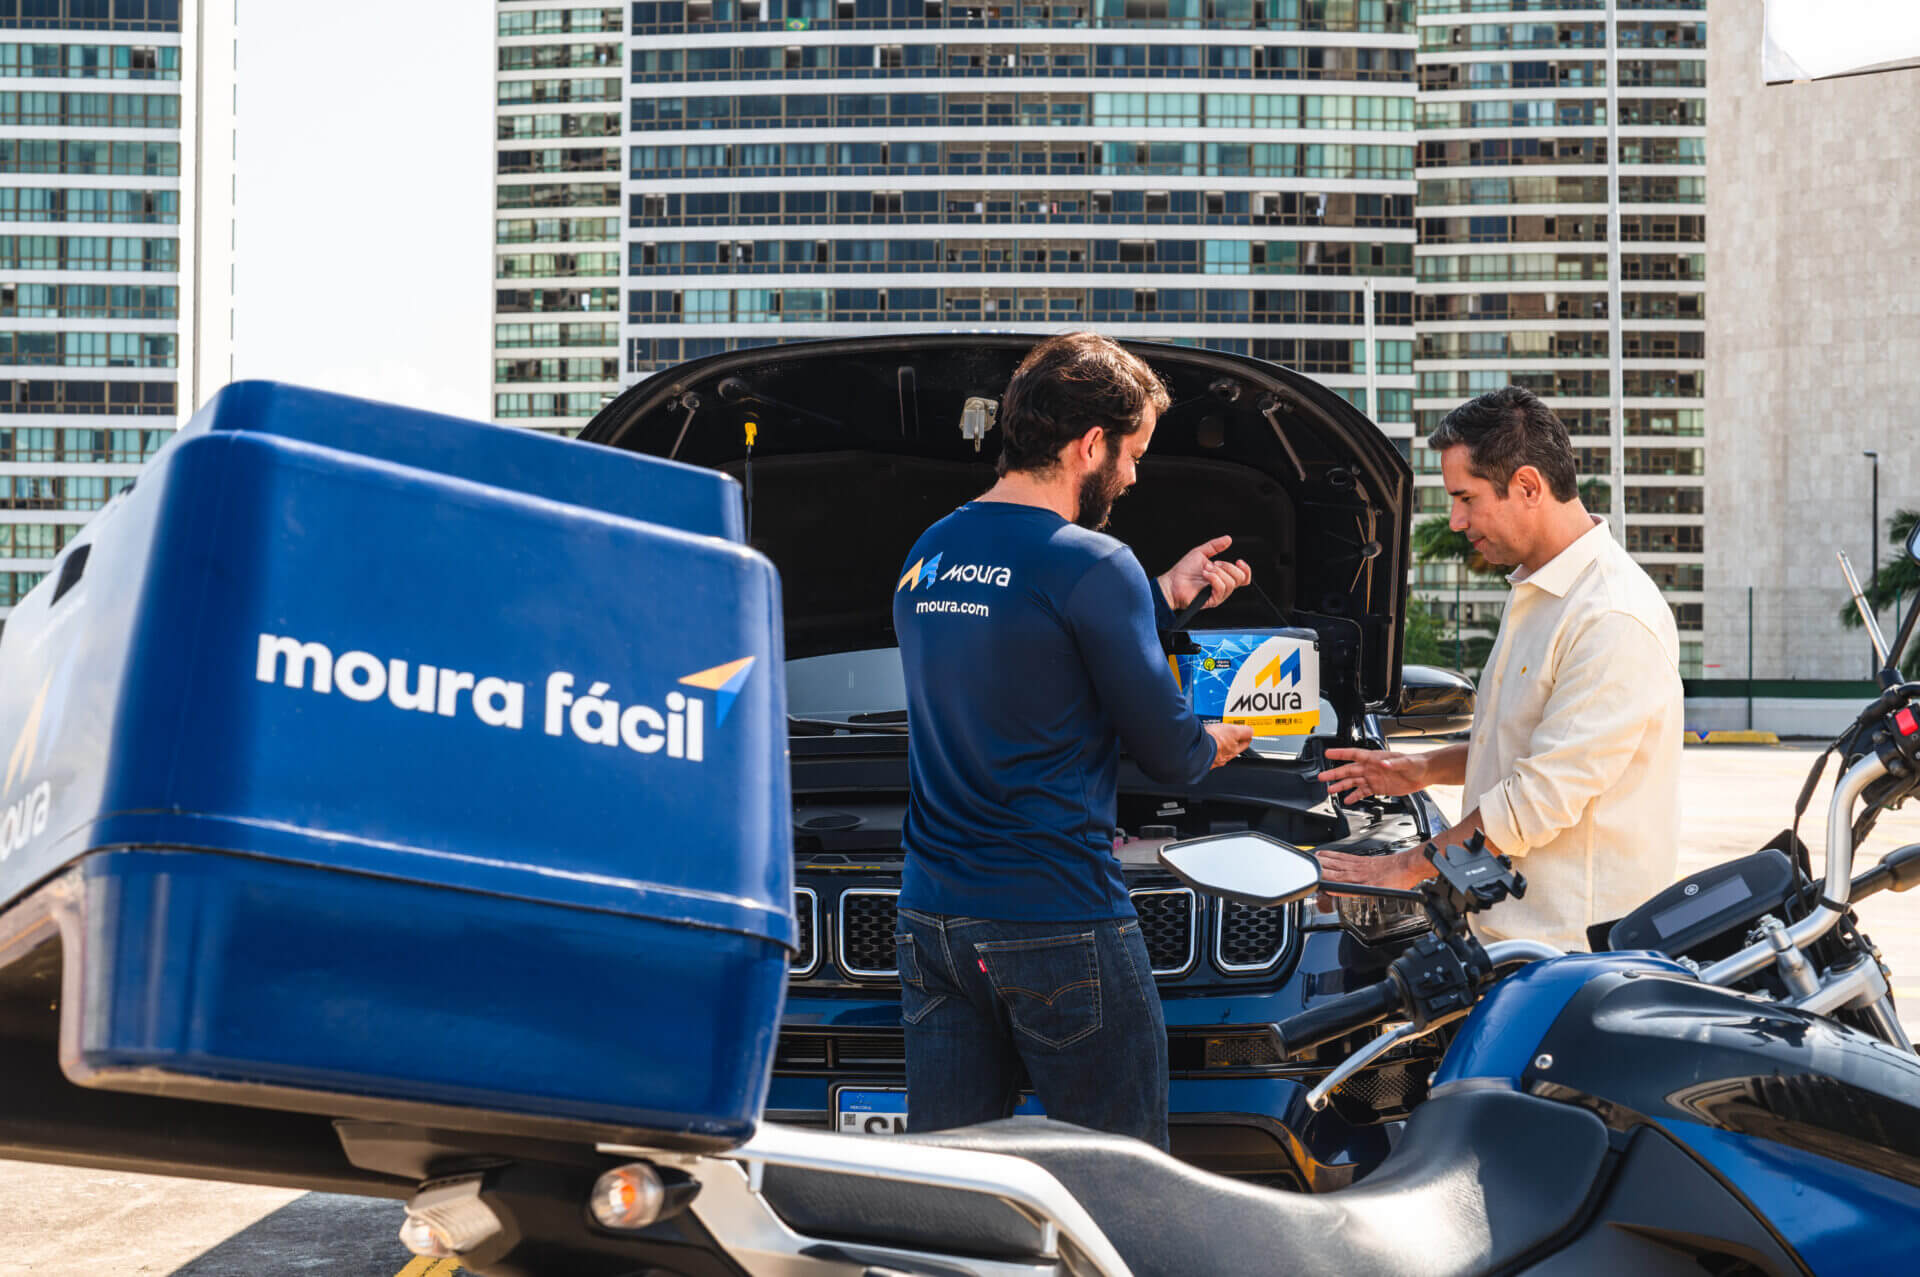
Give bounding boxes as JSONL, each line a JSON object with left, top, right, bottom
{"left": 1177, "top": 629, "right": 1320, "bottom": 734}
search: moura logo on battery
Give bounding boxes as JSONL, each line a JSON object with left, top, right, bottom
{"left": 1229, "top": 648, "right": 1305, "bottom": 715}
{"left": 1227, "top": 688, "right": 1307, "bottom": 714}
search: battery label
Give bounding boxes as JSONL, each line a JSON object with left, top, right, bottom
{"left": 1178, "top": 631, "right": 1319, "bottom": 735}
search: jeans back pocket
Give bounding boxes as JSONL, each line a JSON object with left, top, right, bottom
{"left": 975, "top": 931, "right": 1102, "bottom": 1050}
{"left": 894, "top": 933, "right": 945, "bottom": 1026}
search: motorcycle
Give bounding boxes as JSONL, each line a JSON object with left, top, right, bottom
{"left": 425, "top": 526, "right": 1920, "bottom": 1275}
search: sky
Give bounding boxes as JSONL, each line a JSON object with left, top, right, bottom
{"left": 231, "top": 4, "right": 493, "bottom": 421}
{"left": 1764, "top": 0, "right": 1920, "bottom": 81}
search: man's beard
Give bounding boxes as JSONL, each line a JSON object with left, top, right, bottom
{"left": 1074, "top": 447, "right": 1128, "bottom": 530}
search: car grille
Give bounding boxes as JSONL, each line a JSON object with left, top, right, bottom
{"left": 774, "top": 1027, "right": 1299, "bottom": 1081}
{"left": 1131, "top": 888, "right": 1198, "bottom": 976}
{"left": 1215, "top": 899, "right": 1290, "bottom": 973}
{"left": 791, "top": 888, "right": 818, "bottom": 976}
{"left": 837, "top": 888, "right": 900, "bottom": 978}
{"left": 830, "top": 886, "right": 1201, "bottom": 981}
{"left": 776, "top": 1029, "right": 907, "bottom": 1074}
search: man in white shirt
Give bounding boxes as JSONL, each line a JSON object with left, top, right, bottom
{"left": 1315, "top": 386, "right": 1683, "bottom": 951}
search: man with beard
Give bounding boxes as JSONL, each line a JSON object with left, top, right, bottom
{"left": 890, "top": 331, "right": 1252, "bottom": 1147}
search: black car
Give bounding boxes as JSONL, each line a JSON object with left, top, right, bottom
{"left": 583, "top": 334, "right": 1474, "bottom": 1188}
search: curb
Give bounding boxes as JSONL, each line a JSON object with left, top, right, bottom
{"left": 1683, "top": 729, "right": 1781, "bottom": 746}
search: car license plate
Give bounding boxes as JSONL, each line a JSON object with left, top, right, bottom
{"left": 832, "top": 1086, "right": 1044, "bottom": 1135}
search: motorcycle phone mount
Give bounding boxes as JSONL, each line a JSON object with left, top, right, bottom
{"left": 1393, "top": 831, "right": 1527, "bottom": 1031}
{"left": 1425, "top": 829, "right": 1527, "bottom": 932}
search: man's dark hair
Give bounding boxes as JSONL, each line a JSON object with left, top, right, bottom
{"left": 1427, "top": 385, "right": 1579, "bottom": 502}
{"left": 996, "top": 332, "right": 1171, "bottom": 477}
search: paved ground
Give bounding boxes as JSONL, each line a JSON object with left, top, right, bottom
{"left": 5, "top": 742, "right": 1918, "bottom": 1275}
{"left": 0, "top": 1167, "right": 412, "bottom": 1275}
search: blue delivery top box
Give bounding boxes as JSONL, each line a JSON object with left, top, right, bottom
{"left": 0, "top": 382, "right": 793, "bottom": 1150}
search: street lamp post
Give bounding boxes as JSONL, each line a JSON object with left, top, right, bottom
{"left": 1865, "top": 450, "right": 1880, "bottom": 677}
{"left": 1865, "top": 450, "right": 1881, "bottom": 582}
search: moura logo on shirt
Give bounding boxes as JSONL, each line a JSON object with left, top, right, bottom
{"left": 938, "top": 562, "right": 1012, "bottom": 587}
{"left": 897, "top": 552, "right": 1013, "bottom": 592}
{"left": 897, "top": 553, "right": 944, "bottom": 593}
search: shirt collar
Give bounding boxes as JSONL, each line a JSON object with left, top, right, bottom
{"left": 1507, "top": 516, "right": 1609, "bottom": 598}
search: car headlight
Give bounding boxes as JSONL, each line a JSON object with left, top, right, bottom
{"left": 1333, "top": 891, "right": 1431, "bottom": 946}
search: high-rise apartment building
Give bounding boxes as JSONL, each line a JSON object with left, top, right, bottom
{"left": 494, "top": 1, "right": 1421, "bottom": 450}
{"left": 490, "top": 2, "right": 1709, "bottom": 678}
{"left": 1410, "top": 0, "right": 1707, "bottom": 676}
{"left": 0, "top": 0, "right": 185, "bottom": 627}
{"left": 492, "top": 4, "right": 627, "bottom": 432}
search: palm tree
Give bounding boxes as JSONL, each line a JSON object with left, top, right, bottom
{"left": 1837, "top": 508, "right": 1920, "bottom": 679}
{"left": 1411, "top": 516, "right": 1502, "bottom": 577}
{"left": 1411, "top": 515, "right": 1509, "bottom": 672}
{"left": 1401, "top": 597, "right": 1448, "bottom": 666}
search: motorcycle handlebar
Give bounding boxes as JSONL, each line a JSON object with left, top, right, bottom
{"left": 1849, "top": 842, "right": 1920, "bottom": 905}
{"left": 1273, "top": 977, "right": 1406, "bottom": 1058}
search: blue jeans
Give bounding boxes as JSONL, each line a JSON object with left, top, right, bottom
{"left": 895, "top": 908, "right": 1169, "bottom": 1150}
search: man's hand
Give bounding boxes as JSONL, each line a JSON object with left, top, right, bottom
{"left": 1318, "top": 845, "right": 1433, "bottom": 891}
{"left": 1205, "top": 722, "right": 1253, "bottom": 768}
{"left": 1317, "top": 747, "right": 1427, "bottom": 805}
{"left": 1158, "top": 536, "right": 1253, "bottom": 613}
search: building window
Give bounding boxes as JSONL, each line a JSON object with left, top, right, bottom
{"left": 0, "top": 0, "right": 182, "bottom": 32}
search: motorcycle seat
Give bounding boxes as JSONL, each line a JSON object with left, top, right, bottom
{"left": 900, "top": 1088, "right": 1610, "bottom": 1277}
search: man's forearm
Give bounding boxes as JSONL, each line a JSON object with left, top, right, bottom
{"left": 1318, "top": 806, "right": 1501, "bottom": 891}
{"left": 1427, "top": 807, "right": 1494, "bottom": 857}
{"left": 1419, "top": 742, "right": 1470, "bottom": 788}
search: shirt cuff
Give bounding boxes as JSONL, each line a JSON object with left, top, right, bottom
{"left": 1153, "top": 577, "right": 1175, "bottom": 630}
{"left": 1476, "top": 781, "right": 1530, "bottom": 858}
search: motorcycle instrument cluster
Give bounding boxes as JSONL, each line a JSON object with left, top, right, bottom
{"left": 1605, "top": 848, "right": 1797, "bottom": 958}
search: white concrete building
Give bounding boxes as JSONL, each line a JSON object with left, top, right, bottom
{"left": 1703, "top": 0, "right": 1920, "bottom": 684}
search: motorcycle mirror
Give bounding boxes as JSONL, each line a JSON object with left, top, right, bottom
{"left": 1158, "top": 831, "right": 1321, "bottom": 907}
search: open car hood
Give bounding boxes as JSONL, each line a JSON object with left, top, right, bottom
{"left": 580, "top": 335, "right": 1413, "bottom": 717}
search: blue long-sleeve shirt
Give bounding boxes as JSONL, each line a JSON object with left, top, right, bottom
{"left": 893, "top": 501, "right": 1218, "bottom": 921}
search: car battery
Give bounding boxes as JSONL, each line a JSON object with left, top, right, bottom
{"left": 1173, "top": 628, "right": 1321, "bottom": 735}
{"left": 0, "top": 382, "right": 792, "bottom": 1152}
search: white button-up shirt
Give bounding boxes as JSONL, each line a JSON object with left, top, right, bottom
{"left": 1464, "top": 517, "right": 1684, "bottom": 952}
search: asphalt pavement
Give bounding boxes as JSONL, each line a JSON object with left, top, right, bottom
{"left": 4, "top": 741, "right": 1918, "bottom": 1275}
{"left": 0, "top": 1162, "right": 411, "bottom": 1275}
